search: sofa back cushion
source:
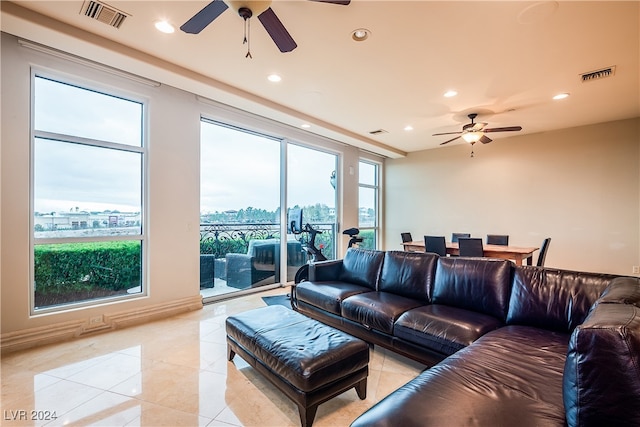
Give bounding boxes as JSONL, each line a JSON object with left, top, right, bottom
{"left": 563, "top": 301, "right": 640, "bottom": 427}
{"left": 506, "top": 266, "right": 617, "bottom": 332}
{"left": 379, "top": 251, "right": 437, "bottom": 301}
{"left": 247, "top": 239, "right": 277, "bottom": 263}
{"left": 432, "top": 257, "right": 513, "bottom": 320}
{"left": 338, "top": 248, "right": 385, "bottom": 290}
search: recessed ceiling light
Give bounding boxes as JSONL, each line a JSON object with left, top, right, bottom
{"left": 300, "top": 123, "right": 311, "bottom": 129}
{"left": 444, "top": 90, "right": 458, "bottom": 98}
{"left": 553, "top": 92, "right": 570, "bottom": 100}
{"left": 154, "top": 20, "right": 174, "bottom": 34}
{"left": 267, "top": 74, "right": 282, "bottom": 82}
{"left": 404, "top": 125, "right": 413, "bottom": 131}
{"left": 351, "top": 28, "right": 370, "bottom": 42}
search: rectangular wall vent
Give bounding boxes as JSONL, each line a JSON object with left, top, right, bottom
{"left": 369, "top": 129, "right": 388, "bottom": 135}
{"left": 81, "top": 1, "right": 129, "bottom": 29}
{"left": 580, "top": 66, "right": 615, "bottom": 82}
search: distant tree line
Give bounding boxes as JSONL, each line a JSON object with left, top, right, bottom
{"left": 200, "top": 204, "right": 335, "bottom": 224}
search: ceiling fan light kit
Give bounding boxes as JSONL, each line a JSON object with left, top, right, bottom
{"left": 227, "top": 1, "right": 271, "bottom": 16}
{"left": 462, "top": 131, "right": 482, "bottom": 143}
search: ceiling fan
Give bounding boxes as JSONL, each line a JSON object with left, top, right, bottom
{"left": 434, "top": 113, "right": 523, "bottom": 146}
{"left": 180, "top": 0, "right": 350, "bottom": 55}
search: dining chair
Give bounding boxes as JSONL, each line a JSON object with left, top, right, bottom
{"left": 458, "top": 238, "right": 484, "bottom": 257}
{"left": 401, "top": 232, "right": 413, "bottom": 243}
{"left": 424, "top": 235, "right": 447, "bottom": 256}
{"left": 537, "top": 237, "right": 551, "bottom": 266}
{"left": 451, "top": 233, "right": 471, "bottom": 243}
{"left": 487, "top": 234, "right": 509, "bottom": 246}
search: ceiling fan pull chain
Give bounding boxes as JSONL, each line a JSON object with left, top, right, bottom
{"left": 243, "top": 17, "right": 252, "bottom": 59}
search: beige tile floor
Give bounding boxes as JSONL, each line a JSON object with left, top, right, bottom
{"left": 1, "top": 287, "right": 426, "bottom": 427}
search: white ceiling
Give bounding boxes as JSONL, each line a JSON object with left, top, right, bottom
{"left": 2, "top": 1, "right": 639, "bottom": 158}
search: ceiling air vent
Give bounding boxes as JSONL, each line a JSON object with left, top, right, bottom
{"left": 580, "top": 66, "right": 615, "bottom": 83}
{"left": 369, "top": 129, "right": 388, "bottom": 135}
{"left": 81, "top": 1, "right": 129, "bottom": 29}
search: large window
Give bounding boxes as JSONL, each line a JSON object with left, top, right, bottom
{"left": 358, "top": 160, "right": 380, "bottom": 249}
{"left": 32, "top": 75, "right": 145, "bottom": 312}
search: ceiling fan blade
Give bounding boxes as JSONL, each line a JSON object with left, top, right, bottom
{"left": 440, "top": 136, "right": 462, "bottom": 145}
{"left": 258, "top": 8, "right": 297, "bottom": 52}
{"left": 480, "top": 135, "right": 493, "bottom": 144}
{"left": 432, "top": 131, "right": 463, "bottom": 136}
{"left": 308, "top": 0, "right": 351, "bottom": 4}
{"left": 180, "top": 0, "right": 228, "bottom": 34}
{"left": 483, "top": 126, "right": 523, "bottom": 133}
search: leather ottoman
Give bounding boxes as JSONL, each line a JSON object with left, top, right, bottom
{"left": 226, "top": 304, "right": 369, "bottom": 427}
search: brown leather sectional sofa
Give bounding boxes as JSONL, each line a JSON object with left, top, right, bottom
{"left": 290, "top": 248, "right": 640, "bottom": 426}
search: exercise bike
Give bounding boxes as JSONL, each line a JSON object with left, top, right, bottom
{"left": 293, "top": 224, "right": 362, "bottom": 284}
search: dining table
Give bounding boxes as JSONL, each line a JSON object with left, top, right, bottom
{"left": 402, "top": 241, "right": 539, "bottom": 266}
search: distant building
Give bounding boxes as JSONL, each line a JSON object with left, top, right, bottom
{"left": 34, "top": 210, "right": 141, "bottom": 234}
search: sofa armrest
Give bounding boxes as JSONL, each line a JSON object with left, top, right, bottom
{"left": 225, "top": 253, "right": 252, "bottom": 266}
{"left": 309, "top": 259, "right": 343, "bottom": 281}
{"left": 564, "top": 302, "right": 640, "bottom": 426}
{"left": 598, "top": 276, "right": 640, "bottom": 305}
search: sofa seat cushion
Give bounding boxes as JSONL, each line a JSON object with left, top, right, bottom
{"left": 394, "top": 304, "right": 504, "bottom": 355}
{"left": 294, "top": 281, "right": 371, "bottom": 315}
{"left": 351, "top": 325, "right": 570, "bottom": 427}
{"left": 341, "top": 292, "right": 425, "bottom": 335}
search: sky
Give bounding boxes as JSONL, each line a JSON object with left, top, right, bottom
{"left": 201, "top": 121, "right": 338, "bottom": 213}
{"left": 33, "top": 75, "right": 341, "bottom": 215}
{"left": 34, "top": 76, "right": 142, "bottom": 213}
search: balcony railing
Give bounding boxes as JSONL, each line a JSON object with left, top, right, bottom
{"left": 199, "top": 222, "right": 337, "bottom": 260}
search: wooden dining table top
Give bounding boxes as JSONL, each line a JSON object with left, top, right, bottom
{"left": 402, "top": 241, "right": 540, "bottom": 265}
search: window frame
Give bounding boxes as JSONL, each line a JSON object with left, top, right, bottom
{"left": 358, "top": 159, "right": 381, "bottom": 249}
{"left": 30, "top": 69, "right": 148, "bottom": 315}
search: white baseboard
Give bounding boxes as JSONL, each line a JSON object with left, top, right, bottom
{"left": 0, "top": 295, "right": 203, "bottom": 354}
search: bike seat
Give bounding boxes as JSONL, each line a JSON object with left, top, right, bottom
{"left": 342, "top": 227, "right": 360, "bottom": 237}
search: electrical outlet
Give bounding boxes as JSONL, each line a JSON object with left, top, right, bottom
{"left": 633, "top": 266, "right": 640, "bottom": 275}
{"left": 89, "top": 315, "right": 103, "bottom": 325}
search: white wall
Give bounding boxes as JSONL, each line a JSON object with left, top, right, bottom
{"left": 0, "top": 32, "right": 365, "bottom": 346}
{"left": 384, "top": 118, "right": 640, "bottom": 276}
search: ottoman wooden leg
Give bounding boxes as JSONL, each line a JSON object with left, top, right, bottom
{"left": 298, "top": 404, "right": 318, "bottom": 427}
{"left": 227, "top": 346, "right": 236, "bottom": 361}
{"left": 355, "top": 378, "right": 367, "bottom": 400}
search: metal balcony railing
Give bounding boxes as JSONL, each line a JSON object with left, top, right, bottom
{"left": 199, "top": 222, "right": 337, "bottom": 260}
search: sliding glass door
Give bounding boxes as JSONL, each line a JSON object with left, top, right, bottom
{"left": 287, "top": 144, "right": 338, "bottom": 267}
{"left": 200, "top": 121, "right": 281, "bottom": 300}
